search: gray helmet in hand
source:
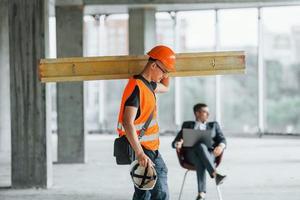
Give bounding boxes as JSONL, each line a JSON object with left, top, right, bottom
{"left": 130, "top": 160, "right": 157, "bottom": 190}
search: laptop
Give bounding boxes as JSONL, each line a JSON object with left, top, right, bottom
{"left": 182, "top": 128, "right": 213, "bottom": 148}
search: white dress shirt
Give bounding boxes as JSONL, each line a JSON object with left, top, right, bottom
{"left": 194, "top": 121, "right": 207, "bottom": 130}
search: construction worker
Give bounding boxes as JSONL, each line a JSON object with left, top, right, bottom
{"left": 117, "top": 45, "right": 176, "bottom": 200}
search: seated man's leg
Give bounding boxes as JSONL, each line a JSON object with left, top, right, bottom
{"left": 150, "top": 152, "right": 169, "bottom": 200}
{"left": 196, "top": 162, "right": 207, "bottom": 193}
{"left": 193, "top": 143, "right": 215, "bottom": 177}
{"left": 185, "top": 150, "right": 207, "bottom": 193}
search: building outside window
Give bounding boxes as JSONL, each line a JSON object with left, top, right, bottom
{"left": 218, "top": 8, "right": 259, "bottom": 134}
{"left": 262, "top": 6, "right": 300, "bottom": 134}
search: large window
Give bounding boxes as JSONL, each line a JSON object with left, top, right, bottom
{"left": 49, "top": 16, "right": 57, "bottom": 132}
{"left": 156, "top": 11, "right": 216, "bottom": 131}
{"left": 98, "top": 15, "right": 128, "bottom": 131}
{"left": 219, "top": 8, "right": 259, "bottom": 133}
{"left": 156, "top": 12, "right": 176, "bottom": 131}
{"left": 82, "top": 6, "right": 300, "bottom": 135}
{"left": 176, "top": 11, "right": 216, "bottom": 122}
{"left": 84, "top": 14, "right": 128, "bottom": 132}
{"left": 262, "top": 6, "right": 300, "bottom": 133}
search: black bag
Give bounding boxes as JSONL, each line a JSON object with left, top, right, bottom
{"left": 113, "top": 111, "right": 154, "bottom": 165}
{"left": 113, "top": 135, "right": 135, "bottom": 165}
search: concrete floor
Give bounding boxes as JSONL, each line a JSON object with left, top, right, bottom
{"left": 1, "top": 134, "right": 300, "bottom": 200}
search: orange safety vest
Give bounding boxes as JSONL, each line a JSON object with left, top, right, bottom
{"left": 117, "top": 77, "right": 160, "bottom": 151}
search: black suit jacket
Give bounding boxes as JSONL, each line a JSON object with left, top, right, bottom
{"left": 172, "top": 121, "right": 226, "bottom": 150}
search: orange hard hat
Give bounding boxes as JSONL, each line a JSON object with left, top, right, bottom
{"left": 147, "top": 45, "right": 176, "bottom": 72}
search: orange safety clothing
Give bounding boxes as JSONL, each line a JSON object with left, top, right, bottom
{"left": 117, "top": 78, "right": 160, "bottom": 151}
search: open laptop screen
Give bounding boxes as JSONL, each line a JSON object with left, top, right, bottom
{"left": 182, "top": 128, "right": 213, "bottom": 148}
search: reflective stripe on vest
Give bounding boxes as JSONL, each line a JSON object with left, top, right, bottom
{"left": 117, "top": 119, "right": 158, "bottom": 132}
{"left": 139, "top": 132, "right": 159, "bottom": 142}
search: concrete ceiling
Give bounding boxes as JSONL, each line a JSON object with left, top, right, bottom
{"left": 50, "top": 0, "right": 300, "bottom": 16}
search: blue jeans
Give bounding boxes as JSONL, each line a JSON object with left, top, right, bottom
{"left": 132, "top": 149, "right": 169, "bottom": 200}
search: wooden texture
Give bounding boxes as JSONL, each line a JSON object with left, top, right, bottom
{"left": 39, "top": 51, "right": 245, "bottom": 82}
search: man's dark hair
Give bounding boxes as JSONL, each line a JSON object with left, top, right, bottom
{"left": 193, "top": 103, "right": 208, "bottom": 114}
{"left": 148, "top": 57, "right": 157, "bottom": 63}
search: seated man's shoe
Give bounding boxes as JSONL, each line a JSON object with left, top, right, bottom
{"left": 195, "top": 194, "right": 205, "bottom": 200}
{"left": 215, "top": 173, "right": 226, "bottom": 185}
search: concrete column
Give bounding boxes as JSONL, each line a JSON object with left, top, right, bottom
{"left": 8, "top": 0, "right": 51, "bottom": 188}
{"left": 56, "top": 6, "right": 85, "bottom": 163}
{"left": 0, "top": 0, "right": 11, "bottom": 153}
{"left": 129, "top": 7, "right": 156, "bottom": 54}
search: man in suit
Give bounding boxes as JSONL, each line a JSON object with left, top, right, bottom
{"left": 172, "top": 103, "right": 227, "bottom": 200}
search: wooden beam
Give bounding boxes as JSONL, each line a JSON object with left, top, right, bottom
{"left": 39, "top": 51, "right": 245, "bottom": 83}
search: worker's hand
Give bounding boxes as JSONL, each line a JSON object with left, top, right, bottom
{"left": 175, "top": 139, "right": 184, "bottom": 152}
{"left": 213, "top": 145, "right": 224, "bottom": 157}
{"left": 136, "top": 152, "right": 154, "bottom": 168}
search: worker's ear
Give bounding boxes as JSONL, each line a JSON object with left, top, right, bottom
{"left": 149, "top": 61, "right": 156, "bottom": 69}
